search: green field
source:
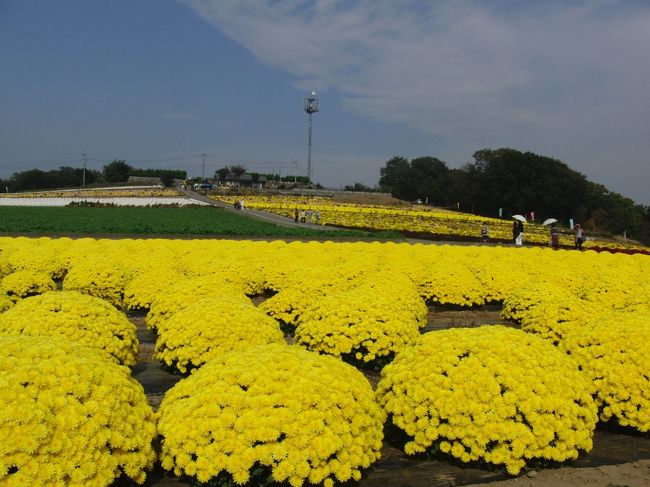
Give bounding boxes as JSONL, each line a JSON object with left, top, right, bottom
{"left": 0, "top": 206, "right": 400, "bottom": 238}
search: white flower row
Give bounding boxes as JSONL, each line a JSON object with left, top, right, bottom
{"left": 0, "top": 197, "right": 208, "bottom": 207}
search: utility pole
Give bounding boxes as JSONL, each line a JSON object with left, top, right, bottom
{"left": 293, "top": 161, "right": 298, "bottom": 183}
{"left": 202, "top": 153, "right": 207, "bottom": 179}
{"left": 303, "top": 91, "right": 319, "bottom": 183}
{"left": 82, "top": 153, "right": 88, "bottom": 188}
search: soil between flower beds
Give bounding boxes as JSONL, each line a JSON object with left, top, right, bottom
{"left": 127, "top": 303, "right": 650, "bottom": 487}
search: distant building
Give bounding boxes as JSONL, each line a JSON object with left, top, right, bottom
{"left": 222, "top": 174, "right": 267, "bottom": 189}
{"left": 127, "top": 176, "right": 163, "bottom": 185}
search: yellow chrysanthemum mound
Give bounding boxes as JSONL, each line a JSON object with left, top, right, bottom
{"left": 259, "top": 286, "right": 329, "bottom": 327}
{"left": 0, "top": 291, "right": 138, "bottom": 366}
{"left": 259, "top": 268, "right": 364, "bottom": 327}
{"left": 0, "top": 294, "right": 12, "bottom": 313}
{"left": 0, "top": 237, "right": 69, "bottom": 279}
{"left": 377, "top": 326, "right": 597, "bottom": 475}
{"left": 123, "top": 267, "right": 184, "bottom": 311}
{"left": 63, "top": 258, "right": 128, "bottom": 306}
{"left": 406, "top": 248, "right": 486, "bottom": 306}
{"left": 560, "top": 312, "right": 650, "bottom": 432}
{"left": 191, "top": 265, "right": 266, "bottom": 296}
{"left": 154, "top": 297, "right": 285, "bottom": 374}
{"left": 574, "top": 265, "right": 650, "bottom": 314}
{"left": 0, "top": 336, "right": 156, "bottom": 486}
{"left": 0, "top": 270, "right": 57, "bottom": 303}
{"left": 157, "top": 345, "right": 385, "bottom": 487}
{"left": 146, "top": 275, "right": 250, "bottom": 329}
{"left": 294, "top": 275, "right": 427, "bottom": 365}
{"left": 501, "top": 282, "right": 592, "bottom": 343}
{"left": 467, "top": 249, "right": 532, "bottom": 303}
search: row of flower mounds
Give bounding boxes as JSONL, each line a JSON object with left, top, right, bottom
{"left": 0, "top": 237, "right": 649, "bottom": 486}
{"left": 132, "top": 320, "right": 650, "bottom": 487}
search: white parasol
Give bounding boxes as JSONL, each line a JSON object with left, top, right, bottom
{"left": 542, "top": 218, "right": 558, "bottom": 226}
{"left": 512, "top": 215, "right": 527, "bottom": 222}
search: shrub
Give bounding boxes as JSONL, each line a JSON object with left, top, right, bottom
{"left": 157, "top": 345, "right": 385, "bottom": 487}
{"left": 123, "top": 267, "right": 184, "bottom": 311}
{"left": 560, "top": 312, "right": 650, "bottom": 432}
{"left": 0, "top": 236, "right": 68, "bottom": 279}
{"left": 405, "top": 249, "right": 486, "bottom": 306}
{"left": 146, "top": 275, "right": 249, "bottom": 329}
{"left": 501, "top": 282, "right": 591, "bottom": 343}
{"left": 0, "top": 291, "right": 138, "bottom": 366}
{"left": 0, "top": 336, "right": 156, "bottom": 485}
{"left": 259, "top": 270, "right": 362, "bottom": 327}
{"left": 63, "top": 258, "right": 128, "bottom": 306}
{"left": 154, "top": 297, "right": 285, "bottom": 374}
{"left": 294, "top": 275, "right": 427, "bottom": 366}
{"left": 377, "top": 326, "right": 597, "bottom": 475}
{"left": 0, "top": 294, "right": 12, "bottom": 313}
{"left": 0, "top": 270, "right": 57, "bottom": 303}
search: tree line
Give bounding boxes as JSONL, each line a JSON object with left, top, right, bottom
{"left": 378, "top": 148, "right": 650, "bottom": 244}
{"left": 1, "top": 160, "right": 187, "bottom": 191}
{"left": 212, "top": 165, "right": 310, "bottom": 185}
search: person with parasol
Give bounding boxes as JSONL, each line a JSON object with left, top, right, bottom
{"left": 543, "top": 218, "right": 560, "bottom": 249}
{"left": 512, "top": 215, "right": 526, "bottom": 246}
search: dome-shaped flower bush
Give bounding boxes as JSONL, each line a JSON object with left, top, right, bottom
{"left": 154, "top": 297, "right": 285, "bottom": 374}
{"left": 501, "top": 281, "right": 591, "bottom": 343}
{"left": 0, "top": 291, "right": 138, "bottom": 366}
{"left": 294, "top": 273, "right": 427, "bottom": 366}
{"left": 571, "top": 253, "right": 650, "bottom": 313}
{"left": 0, "top": 236, "right": 69, "bottom": 279}
{"left": 0, "top": 294, "right": 12, "bottom": 313}
{"left": 560, "top": 312, "right": 650, "bottom": 432}
{"left": 377, "top": 326, "right": 597, "bottom": 475}
{"left": 146, "top": 275, "right": 249, "bottom": 329}
{"left": 123, "top": 266, "right": 184, "bottom": 311}
{"left": 0, "top": 336, "right": 156, "bottom": 485}
{"left": 0, "top": 270, "right": 57, "bottom": 303}
{"left": 259, "top": 268, "right": 363, "bottom": 327}
{"left": 157, "top": 344, "right": 385, "bottom": 487}
{"left": 63, "top": 257, "right": 128, "bottom": 306}
{"left": 405, "top": 248, "right": 487, "bottom": 306}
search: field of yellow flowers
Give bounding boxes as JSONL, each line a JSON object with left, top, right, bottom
{"left": 0, "top": 236, "right": 649, "bottom": 486}
{"left": 212, "top": 194, "right": 647, "bottom": 251}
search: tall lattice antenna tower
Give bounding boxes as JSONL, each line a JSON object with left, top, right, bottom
{"left": 303, "top": 91, "right": 319, "bottom": 183}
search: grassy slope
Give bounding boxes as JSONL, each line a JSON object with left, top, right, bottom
{"left": 0, "top": 206, "right": 400, "bottom": 238}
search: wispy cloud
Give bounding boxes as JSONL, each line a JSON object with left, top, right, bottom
{"left": 180, "top": 0, "right": 650, "bottom": 201}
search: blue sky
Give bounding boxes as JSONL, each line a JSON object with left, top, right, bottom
{"left": 1, "top": 0, "right": 649, "bottom": 204}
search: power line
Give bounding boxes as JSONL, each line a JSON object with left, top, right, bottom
{"left": 0, "top": 153, "right": 304, "bottom": 177}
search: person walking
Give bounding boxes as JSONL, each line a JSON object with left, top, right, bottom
{"left": 300, "top": 210, "right": 306, "bottom": 223}
{"left": 574, "top": 224, "right": 585, "bottom": 250}
{"left": 294, "top": 208, "right": 299, "bottom": 223}
{"left": 315, "top": 210, "right": 320, "bottom": 225}
{"left": 512, "top": 221, "right": 519, "bottom": 244}
{"left": 480, "top": 222, "right": 489, "bottom": 243}
{"left": 515, "top": 221, "right": 524, "bottom": 246}
{"left": 550, "top": 224, "right": 560, "bottom": 250}
{"left": 307, "top": 209, "right": 313, "bottom": 224}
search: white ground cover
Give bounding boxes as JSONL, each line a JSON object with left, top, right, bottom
{"left": 0, "top": 197, "right": 208, "bottom": 207}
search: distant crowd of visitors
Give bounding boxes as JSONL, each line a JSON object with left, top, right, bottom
{"left": 294, "top": 208, "right": 320, "bottom": 224}
{"left": 479, "top": 220, "right": 586, "bottom": 250}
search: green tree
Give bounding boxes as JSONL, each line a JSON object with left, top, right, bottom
{"left": 379, "top": 156, "right": 410, "bottom": 194}
{"left": 409, "top": 157, "right": 450, "bottom": 205}
{"left": 102, "top": 160, "right": 132, "bottom": 183}
{"left": 227, "top": 165, "right": 247, "bottom": 179}
{"left": 214, "top": 167, "right": 229, "bottom": 182}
